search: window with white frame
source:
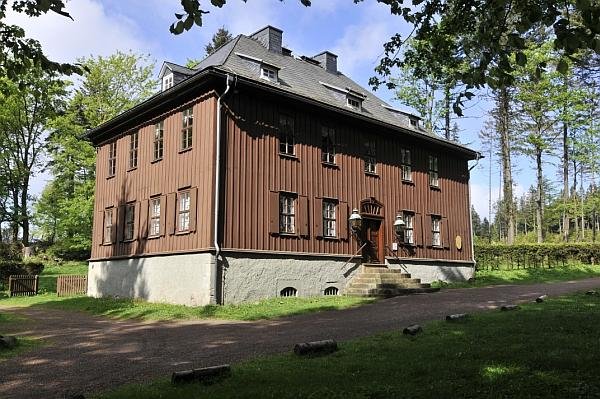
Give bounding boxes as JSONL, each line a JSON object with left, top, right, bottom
{"left": 279, "top": 193, "right": 296, "bottom": 234}
{"left": 162, "top": 74, "right": 174, "bottom": 90}
{"left": 323, "top": 200, "right": 337, "bottom": 237}
{"left": 260, "top": 66, "right": 277, "bottom": 82}
{"left": 154, "top": 121, "right": 164, "bottom": 161}
{"left": 103, "top": 208, "right": 113, "bottom": 244}
{"left": 403, "top": 212, "right": 414, "bottom": 245}
{"left": 149, "top": 197, "right": 161, "bottom": 237}
{"left": 364, "top": 140, "right": 376, "bottom": 174}
{"left": 401, "top": 148, "right": 412, "bottom": 181}
{"left": 124, "top": 203, "right": 135, "bottom": 241}
{"left": 108, "top": 141, "right": 116, "bottom": 177}
{"left": 429, "top": 155, "right": 439, "bottom": 187}
{"left": 346, "top": 96, "right": 362, "bottom": 110}
{"left": 321, "top": 126, "right": 336, "bottom": 164}
{"left": 129, "top": 131, "right": 138, "bottom": 169}
{"left": 178, "top": 190, "right": 191, "bottom": 232}
{"left": 181, "top": 107, "right": 193, "bottom": 150}
{"left": 431, "top": 215, "right": 442, "bottom": 247}
{"left": 279, "top": 114, "right": 295, "bottom": 156}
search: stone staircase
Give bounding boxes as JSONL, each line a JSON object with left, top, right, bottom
{"left": 345, "top": 263, "right": 439, "bottom": 298}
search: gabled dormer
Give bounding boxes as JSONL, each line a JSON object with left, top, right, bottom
{"left": 235, "top": 52, "right": 281, "bottom": 84}
{"left": 158, "top": 62, "right": 195, "bottom": 92}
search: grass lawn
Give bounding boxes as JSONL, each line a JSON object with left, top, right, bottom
{"left": 96, "top": 290, "right": 600, "bottom": 399}
{"left": 0, "top": 336, "right": 42, "bottom": 361}
{"left": 432, "top": 262, "right": 600, "bottom": 289}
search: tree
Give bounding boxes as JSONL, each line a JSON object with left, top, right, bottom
{"left": 186, "top": 26, "right": 233, "bottom": 68}
{"left": 0, "top": 67, "right": 66, "bottom": 248}
{"left": 36, "top": 51, "right": 157, "bottom": 256}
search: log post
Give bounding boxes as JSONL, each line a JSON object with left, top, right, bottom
{"left": 586, "top": 290, "right": 598, "bottom": 296}
{"left": 501, "top": 305, "right": 519, "bottom": 311}
{"left": 535, "top": 295, "right": 547, "bottom": 303}
{"left": 293, "top": 339, "right": 338, "bottom": 356}
{"left": 445, "top": 313, "right": 469, "bottom": 321}
{"left": 171, "top": 365, "right": 231, "bottom": 385}
{"left": 403, "top": 324, "right": 423, "bottom": 335}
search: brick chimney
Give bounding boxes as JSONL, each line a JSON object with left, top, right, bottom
{"left": 312, "top": 51, "right": 338, "bottom": 74}
{"left": 250, "top": 26, "right": 283, "bottom": 53}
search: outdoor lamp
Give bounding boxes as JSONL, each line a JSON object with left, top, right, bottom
{"left": 393, "top": 214, "right": 405, "bottom": 237}
{"left": 349, "top": 209, "right": 362, "bottom": 232}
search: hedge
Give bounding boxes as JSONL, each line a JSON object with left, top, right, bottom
{"left": 0, "top": 261, "right": 44, "bottom": 288}
{"left": 475, "top": 243, "right": 600, "bottom": 270}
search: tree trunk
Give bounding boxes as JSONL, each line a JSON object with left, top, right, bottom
{"left": 536, "top": 147, "right": 544, "bottom": 243}
{"left": 11, "top": 188, "right": 19, "bottom": 242}
{"left": 499, "top": 87, "right": 516, "bottom": 244}
{"left": 562, "top": 122, "right": 570, "bottom": 242}
{"left": 444, "top": 84, "right": 451, "bottom": 140}
{"left": 20, "top": 175, "right": 29, "bottom": 247}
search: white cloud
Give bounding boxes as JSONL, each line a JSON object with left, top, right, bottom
{"left": 5, "top": 0, "right": 152, "bottom": 64}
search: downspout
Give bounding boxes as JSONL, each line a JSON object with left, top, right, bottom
{"left": 468, "top": 153, "right": 482, "bottom": 270}
{"left": 212, "top": 73, "right": 234, "bottom": 305}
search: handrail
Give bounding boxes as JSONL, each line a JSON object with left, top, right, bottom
{"left": 341, "top": 242, "right": 367, "bottom": 272}
{"left": 385, "top": 245, "right": 410, "bottom": 274}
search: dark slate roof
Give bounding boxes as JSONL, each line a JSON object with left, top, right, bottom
{"left": 163, "top": 61, "right": 195, "bottom": 76}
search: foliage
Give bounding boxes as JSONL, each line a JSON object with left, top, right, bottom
{"left": 0, "top": 242, "right": 22, "bottom": 261}
{"left": 0, "top": 260, "right": 44, "bottom": 286}
{"left": 99, "top": 292, "right": 600, "bottom": 399}
{"left": 0, "top": 336, "right": 42, "bottom": 361}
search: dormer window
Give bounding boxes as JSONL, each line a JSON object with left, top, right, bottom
{"left": 346, "top": 96, "right": 362, "bottom": 110}
{"left": 410, "top": 118, "right": 418, "bottom": 128}
{"left": 162, "top": 74, "right": 174, "bottom": 91}
{"left": 261, "top": 66, "right": 278, "bottom": 82}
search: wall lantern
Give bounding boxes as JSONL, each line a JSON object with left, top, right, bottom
{"left": 349, "top": 208, "right": 362, "bottom": 232}
{"left": 393, "top": 213, "right": 405, "bottom": 237}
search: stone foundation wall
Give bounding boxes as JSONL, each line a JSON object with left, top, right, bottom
{"left": 88, "top": 253, "right": 214, "bottom": 306}
{"left": 386, "top": 259, "right": 475, "bottom": 283}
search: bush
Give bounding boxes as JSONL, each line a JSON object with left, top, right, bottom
{"left": 0, "top": 261, "right": 44, "bottom": 286}
{"left": 46, "top": 242, "right": 90, "bottom": 261}
{"left": 475, "top": 243, "right": 600, "bottom": 270}
{"left": 0, "top": 242, "right": 23, "bottom": 261}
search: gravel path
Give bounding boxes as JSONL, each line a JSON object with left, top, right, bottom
{"left": 2, "top": 277, "right": 600, "bottom": 399}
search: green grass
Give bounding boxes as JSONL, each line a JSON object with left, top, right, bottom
{"left": 0, "top": 336, "right": 42, "bottom": 361}
{"left": 96, "top": 290, "right": 600, "bottom": 399}
{"left": 432, "top": 262, "right": 600, "bottom": 289}
{"left": 36, "top": 260, "right": 88, "bottom": 294}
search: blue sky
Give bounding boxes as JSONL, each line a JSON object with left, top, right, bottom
{"left": 8, "top": 0, "right": 544, "bottom": 219}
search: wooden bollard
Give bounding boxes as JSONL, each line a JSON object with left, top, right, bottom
{"left": 171, "top": 364, "right": 231, "bottom": 385}
{"left": 535, "top": 295, "right": 547, "bottom": 303}
{"left": 586, "top": 290, "right": 598, "bottom": 296}
{"left": 403, "top": 324, "right": 423, "bottom": 336}
{"left": 501, "top": 305, "right": 519, "bottom": 311}
{"left": 294, "top": 339, "right": 338, "bottom": 356}
{"left": 445, "top": 313, "right": 469, "bottom": 321}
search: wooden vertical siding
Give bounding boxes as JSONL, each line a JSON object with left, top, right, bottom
{"left": 222, "top": 91, "right": 473, "bottom": 262}
{"left": 90, "top": 93, "right": 217, "bottom": 260}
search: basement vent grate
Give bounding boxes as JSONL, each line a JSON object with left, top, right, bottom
{"left": 324, "top": 286, "right": 339, "bottom": 296}
{"left": 280, "top": 287, "right": 298, "bottom": 297}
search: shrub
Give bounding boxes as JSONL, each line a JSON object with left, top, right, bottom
{"left": 0, "top": 242, "right": 23, "bottom": 261}
{"left": 0, "top": 261, "right": 44, "bottom": 287}
{"left": 46, "top": 242, "right": 90, "bottom": 261}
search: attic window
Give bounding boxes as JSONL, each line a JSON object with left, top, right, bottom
{"left": 162, "top": 74, "right": 174, "bottom": 90}
{"left": 410, "top": 118, "right": 418, "bottom": 127}
{"left": 261, "top": 66, "right": 277, "bottom": 82}
{"left": 347, "top": 96, "right": 362, "bottom": 110}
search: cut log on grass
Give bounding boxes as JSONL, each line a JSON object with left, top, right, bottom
{"left": 171, "top": 365, "right": 231, "bottom": 385}
{"left": 294, "top": 339, "right": 338, "bottom": 356}
{"left": 0, "top": 335, "right": 17, "bottom": 349}
{"left": 446, "top": 313, "right": 469, "bottom": 321}
{"left": 586, "top": 290, "right": 598, "bottom": 296}
{"left": 403, "top": 324, "right": 423, "bottom": 336}
{"left": 536, "top": 295, "right": 547, "bottom": 303}
{"left": 501, "top": 305, "right": 519, "bottom": 311}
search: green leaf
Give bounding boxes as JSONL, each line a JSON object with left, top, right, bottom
{"left": 515, "top": 52, "right": 527, "bottom": 67}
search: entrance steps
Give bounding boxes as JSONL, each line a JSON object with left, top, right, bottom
{"left": 345, "top": 263, "right": 439, "bottom": 298}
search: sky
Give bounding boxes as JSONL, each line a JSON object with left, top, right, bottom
{"left": 7, "top": 0, "right": 542, "bottom": 219}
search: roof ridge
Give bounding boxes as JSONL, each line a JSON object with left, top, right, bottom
{"left": 219, "top": 35, "right": 244, "bottom": 68}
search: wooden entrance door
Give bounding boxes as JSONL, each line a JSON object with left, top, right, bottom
{"left": 363, "top": 218, "right": 384, "bottom": 263}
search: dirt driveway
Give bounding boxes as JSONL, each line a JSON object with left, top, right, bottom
{"left": 2, "top": 277, "right": 600, "bottom": 399}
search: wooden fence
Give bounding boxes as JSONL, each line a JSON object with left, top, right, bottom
{"left": 57, "top": 275, "right": 88, "bottom": 297}
{"left": 8, "top": 275, "right": 39, "bottom": 297}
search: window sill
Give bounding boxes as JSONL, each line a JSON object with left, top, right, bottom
{"left": 430, "top": 185, "right": 441, "bottom": 190}
{"left": 322, "top": 236, "right": 340, "bottom": 241}
{"left": 364, "top": 171, "right": 379, "bottom": 177}
{"left": 402, "top": 179, "right": 414, "bottom": 185}
{"left": 175, "top": 230, "right": 191, "bottom": 236}
{"left": 122, "top": 238, "right": 136, "bottom": 243}
{"left": 127, "top": 167, "right": 137, "bottom": 172}
{"left": 401, "top": 242, "right": 416, "bottom": 247}
{"left": 279, "top": 153, "right": 299, "bottom": 161}
{"left": 151, "top": 158, "right": 163, "bottom": 164}
{"left": 277, "top": 232, "right": 300, "bottom": 238}
{"left": 179, "top": 147, "right": 193, "bottom": 154}
{"left": 106, "top": 175, "right": 115, "bottom": 180}
{"left": 147, "top": 235, "right": 161, "bottom": 240}
{"left": 321, "top": 161, "right": 338, "bottom": 169}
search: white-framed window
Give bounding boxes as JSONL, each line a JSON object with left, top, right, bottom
{"left": 364, "top": 140, "right": 376, "bottom": 174}
{"left": 103, "top": 208, "right": 113, "bottom": 244}
{"left": 401, "top": 148, "right": 412, "bottom": 182}
{"left": 347, "top": 96, "right": 361, "bottom": 110}
{"left": 149, "top": 197, "right": 161, "bottom": 237}
{"left": 178, "top": 190, "right": 191, "bottom": 232}
{"left": 403, "top": 212, "right": 414, "bottom": 245}
{"left": 323, "top": 200, "right": 337, "bottom": 238}
{"left": 129, "top": 131, "right": 138, "bottom": 169}
{"left": 321, "top": 126, "right": 336, "bottom": 164}
{"left": 429, "top": 155, "right": 439, "bottom": 187}
{"left": 261, "top": 67, "right": 277, "bottom": 82}
{"left": 154, "top": 121, "right": 164, "bottom": 161}
{"left": 162, "top": 74, "right": 174, "bottom": 90}
{"left": 279, "top": 193, "right": 296, "bottom": 234}
{"left": 124, "top": 203, "right": 135, "bottom": 241}
{"left": 279, "top": 114, "right": 295, "bottom": 156}
{"left": 181, "top": 107, "right": 193, "bottom": 150}
{"left": 108, "top": 141, "right": 116, "bottom": 177}
{"left": 432, "top": 215, "right": 442, "bottom": 247}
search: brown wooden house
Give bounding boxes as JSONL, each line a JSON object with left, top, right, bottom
{"left": 86, "top": 26, "right": 480, "bottom": 305}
